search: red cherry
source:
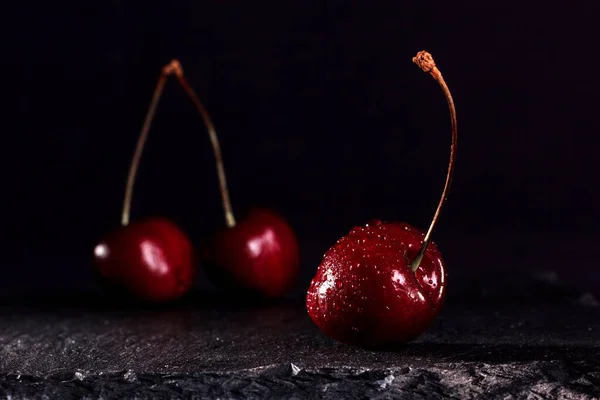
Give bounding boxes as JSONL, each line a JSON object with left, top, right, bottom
{"left": 93, "top": 60, "right": 199, "bottom": 303}
{"left": 306, "top": 220, "right": 446, "bottom": 348}
{"left": 306, "top": 51, "right": 458, "bottom": 348}
{"left": 203, "top": 208, "right": 300, "bottom": 298}
{"left": 94, "top": 218, "right": 195, "bottom": 303}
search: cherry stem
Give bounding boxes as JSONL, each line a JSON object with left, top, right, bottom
{"left": 121, "top": 60, "right": 235, "bottom": 228}
{"left": 409, "top": 51, "right": 458, "bottom": 272}
{"left": 169, "top": 61, "right": 236, "bottom": 228}
{"left": 121, "top": 65, "right": 169, "bottom": 226}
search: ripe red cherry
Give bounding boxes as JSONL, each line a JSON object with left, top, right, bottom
{"left": 94, "top": 218, "right": 194, "bottom": 302}
{"left": 306, "top": 220, "right": 445, "bottom": 348}
{"left": 167, "top": 62, "right": 300, "bottom": 298}
{"left": 203, "top": 208, "right": 300, "bottom": 298}
{"left": 306, "top": 51, "right": 458, "bottom": 348}
{"left": 92, "top": 60, "right": 197, "bottom": 303}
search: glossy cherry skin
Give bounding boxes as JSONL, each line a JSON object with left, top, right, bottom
{"left": 93, "top": 218, "right": 195, "bottom": 303}
{"left": 202, "top": 208, "right": 300, "bottom": 298}
{"left": 306, "top": 219, "right": 446, "bottom": 349}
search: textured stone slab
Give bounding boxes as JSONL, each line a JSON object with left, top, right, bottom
{"left": 0, "top": 270, "right": 598, "bottom": 398}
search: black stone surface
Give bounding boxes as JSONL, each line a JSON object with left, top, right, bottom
{"left": 0, "top": 270, "right": 599, "bottom": 399}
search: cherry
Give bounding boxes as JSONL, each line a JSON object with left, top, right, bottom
{"left": 306, "top": 220, "right": 445, "bottom": 348}
{"left": 93, "top": 61, "right": 196, "bottom": 303}
{"left": 94, "top": 218, "right": 194, "bottom": 303}
{"left": 165, "top": 62, "right": 301, "bottom": 298}
{"left": 306, "top": 51, "right": 458, "bottom": 348}
{"left": 203, "top": 208, "right": 300, "bottom": 298}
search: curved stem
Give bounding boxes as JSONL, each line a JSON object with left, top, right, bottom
{"left": 410, "top": 51, "right": 458, "bottom": 272}
{"left": 121, "top": 60, "right": 236, "bottom": 228}
{"left": 168, "top": 61, "right": 236, "bottom": 228}
{"left": 121, "top": 69, "right": 170, "bottom": 226}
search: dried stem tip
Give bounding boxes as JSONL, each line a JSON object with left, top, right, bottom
{"left": 412, "top": 50, "right": 442, "bottom": 80}
{"left": 412, "top": 51, "right": 435, "bottom": 72}
{"left": 163, "top": 59, "right": 184, "bottom": 78}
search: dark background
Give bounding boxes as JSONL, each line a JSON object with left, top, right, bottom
{"left": 1, "top": 2, "right": 598, "bottom": 298}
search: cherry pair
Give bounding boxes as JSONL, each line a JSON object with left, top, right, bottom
{"left": 93, "top": 60, "right": 300, "bottom": 303}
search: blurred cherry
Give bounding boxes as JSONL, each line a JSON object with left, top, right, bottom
{"left": 93, "top": 61, "right": 195, "bottom": 303}
{"left": 203, "top": 208, "right": 299, "bottom": 298}
{"left": 307, "top": 51, "right": 458, "bottom": 348}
